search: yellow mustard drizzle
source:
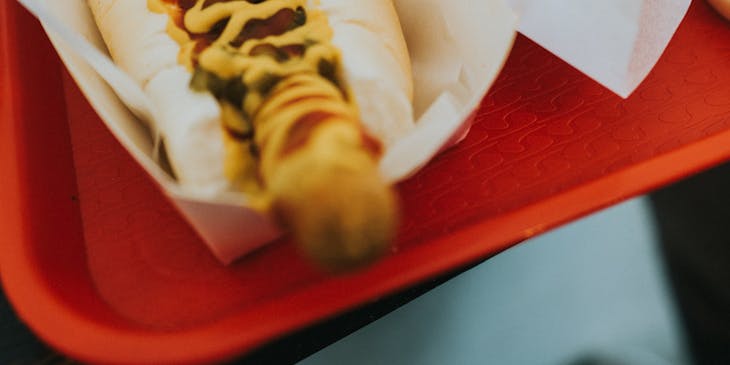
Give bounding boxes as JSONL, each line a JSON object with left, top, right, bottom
{"left": 253, "top": 72, "right": 358, "bottom": 180}
{"left": 148, "top": 0, "right": 395, "bottom": 268}
{"left": 148, "top": 0, "right": 375, "bottom": 199}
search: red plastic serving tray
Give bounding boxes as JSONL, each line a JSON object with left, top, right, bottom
{"left": 1, "top": 1, "right": 729, "bottom": 363}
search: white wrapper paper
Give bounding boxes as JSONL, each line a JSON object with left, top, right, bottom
{"left": 17, "top": 0, "right": 690, "bottom": 263}
{"left": 18, "top": 0, "right": 517, "bottom": 263}
{"left": 505, "top": 0, "right": 691, "bottom": 98}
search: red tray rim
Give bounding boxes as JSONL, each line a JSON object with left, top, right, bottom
{"left": 3, "top": 1, "right": 730, "bottom": 363}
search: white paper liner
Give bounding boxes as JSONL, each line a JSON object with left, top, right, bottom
{"left": 18, "top": 0, "right": 517, "bottom": 263}
{"left": 505, "top": 0, "right": 691, "bottom": 98}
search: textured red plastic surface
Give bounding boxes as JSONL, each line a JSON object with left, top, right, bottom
{"left": 2, "top": 1, "right": 730, "bottom": 363}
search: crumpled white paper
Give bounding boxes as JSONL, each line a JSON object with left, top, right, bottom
{"left": 16, "top": 0, "right": 691, "bottom": 263}
{"left": 17, "top": 0, "right": 517, "bottom": 263}
{"left": 505, "top": 0, "right": 691, "bottom": 98}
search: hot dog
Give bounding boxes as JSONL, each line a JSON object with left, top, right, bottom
{"left": 86, "top": 0, "right": 414, "bottom": 271}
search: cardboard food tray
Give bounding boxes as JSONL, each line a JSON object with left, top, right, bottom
{"left": 1, "top": 1, "right": 728, "bottom": 363}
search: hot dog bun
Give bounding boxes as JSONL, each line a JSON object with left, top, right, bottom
{"left": 319, "top": 0, "right": 414, "bottom": 147}
{"left": 88, "top": 0, "right": 230, "bottom": 195}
